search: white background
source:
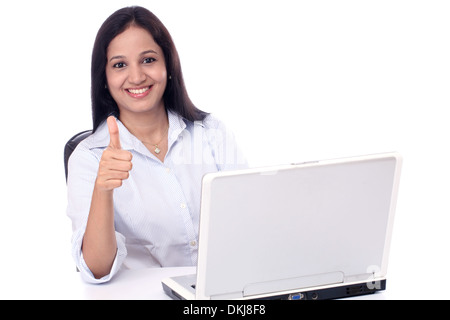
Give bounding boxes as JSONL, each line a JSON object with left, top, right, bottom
{"left": 0, "top": 0, "right": 449, "bottom": 299}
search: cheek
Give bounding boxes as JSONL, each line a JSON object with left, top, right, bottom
{"left": 149, "top": 67, "right": 167, "bottom": 83}
{"left": 105, "top": 69, "right": 121, "bottom": 90}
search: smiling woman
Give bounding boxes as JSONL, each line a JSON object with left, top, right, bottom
{"left": 66, "top": 6, "right": 247, "bottom": 283}
{"left": 91, "top": 6, "right": 208, "bottom": 132}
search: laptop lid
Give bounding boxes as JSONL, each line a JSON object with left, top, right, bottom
{"left": 194, "top": 152, "right": 402, "bottom": 300}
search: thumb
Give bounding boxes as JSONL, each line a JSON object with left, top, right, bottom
{"left": 107, "top": 116, "right": 122, "bottom": 149}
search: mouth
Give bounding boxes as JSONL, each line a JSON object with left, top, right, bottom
{"left": 125, "top": 85, "right": 153, "bottom": 98}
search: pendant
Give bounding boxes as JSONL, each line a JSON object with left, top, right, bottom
{"left": 154, "top": 146, "right": 161, "bottom": 154}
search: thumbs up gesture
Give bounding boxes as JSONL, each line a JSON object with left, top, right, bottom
{"left": 95, "top": 116, "right": 133, "bottom": 191}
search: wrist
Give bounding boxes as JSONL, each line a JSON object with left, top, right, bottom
{"left": 94, "top": 179, "right": 115, "bottom": 197}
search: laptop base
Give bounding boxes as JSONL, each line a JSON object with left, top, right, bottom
{"left": 163, "top": 279, "right": 386, "bottom": 300}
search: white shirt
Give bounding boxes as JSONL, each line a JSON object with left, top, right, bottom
{"left": 66, "top": 111, "right": 247, "bottom": 283}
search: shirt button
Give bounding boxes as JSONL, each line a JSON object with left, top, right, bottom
{"left": 190, "top": 240, "right": 197, "bottom": 247}
{"left": 180, "top": 203, "right": 187, "bottom": 209}
{"left": 166, "top": 167, "right": 171, "bottom": 173}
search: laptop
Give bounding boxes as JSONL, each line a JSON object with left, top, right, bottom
{"left": 162, "top": 152, "right": 402, "bottom": 300}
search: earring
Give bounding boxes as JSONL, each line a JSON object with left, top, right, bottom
{"left": 105, "top": 84, "right": 108, "bottom": 89}
{"left": 168, "top": 75, "right": 172, "bottom": 80}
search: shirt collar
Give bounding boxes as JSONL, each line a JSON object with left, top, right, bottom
{"left": 89, "top": 110, "right": 188, "bottom": 153}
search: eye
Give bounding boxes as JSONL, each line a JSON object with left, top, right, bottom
{"left": 143, "top": 57, "right": 156, "bottom": 64}
{"left": 113, "top": 62, "right": 126, "bottom": 68}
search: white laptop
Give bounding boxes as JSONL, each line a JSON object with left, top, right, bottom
{"left": 162, "top": 152, "right": 402, "bottom": 300}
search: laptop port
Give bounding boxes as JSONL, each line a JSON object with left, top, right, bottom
{"left": 289, "top": 293, "right": 305, "bottom": 300}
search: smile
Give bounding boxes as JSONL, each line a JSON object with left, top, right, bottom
{"left": 126, "top": 85, "right": 152, "bottom": 97}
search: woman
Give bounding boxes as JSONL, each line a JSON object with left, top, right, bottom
{"left": 67, "top": 6, "right": 246, "bottom": 283}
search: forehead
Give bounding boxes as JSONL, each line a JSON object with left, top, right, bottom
{"left": 107, "top": 25, "right": 161, "bottom": 57}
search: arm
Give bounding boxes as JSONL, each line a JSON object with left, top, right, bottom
{"left": 81, "top": 116, "right": 133, "bottom": 279}
{"left": 81, "top": 186, "right": 117, "bottom": 279}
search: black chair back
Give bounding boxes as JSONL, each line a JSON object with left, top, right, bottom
{"left": 64, "top": 130, "right": 92, "bottom": 181}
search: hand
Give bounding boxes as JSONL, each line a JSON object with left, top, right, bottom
{"left": 95, "top": 116, "right": 133, "bottom": 191}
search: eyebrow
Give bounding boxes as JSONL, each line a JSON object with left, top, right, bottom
{"left": 109, "top": 50, "right": 158, "bottom": 62}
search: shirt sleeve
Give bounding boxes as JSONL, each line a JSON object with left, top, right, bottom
{"left": 66, "top": 142, "right": 127, "bottom": 284}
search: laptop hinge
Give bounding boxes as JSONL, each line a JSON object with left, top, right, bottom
{"left": 243, "top": 272, "right": 344, "bottom": 298}
{"left": 210, "top": 292, "right": 244, "bottom": 300}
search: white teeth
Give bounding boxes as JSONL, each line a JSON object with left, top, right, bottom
{"left": 128, "top": 87, "right": 150, "bottom": 94}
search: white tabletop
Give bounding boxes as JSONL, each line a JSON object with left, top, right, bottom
{"left": 2, "top": 259, "right": 395, "bottom": 300}
{"left": 1, "top": 266, "right": 195, "bottom": 300}
{"left": 72, "top": 267, "right": 196, "bottom": 300}
{"left": 58, "top": 267, "right": 389, "bottom": 300}
{"left": 5, "top": 265, "right": 391, "bottom": 300}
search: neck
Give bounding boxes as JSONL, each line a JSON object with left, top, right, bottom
{"left": 119, "top": 107, "right": 169, "bottom": 143}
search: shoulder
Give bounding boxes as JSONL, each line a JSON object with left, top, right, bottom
{"left": 71, "top": 119, "right": 110, "bottom": 153}
{"left": 185, "top": 114, "right": 231, "bottom": 144}
{"left": 174, "top": 112, "right": 227, "bottom": 133}
{"left": 196, "top": 114, "right": 238, "bottom": 148}
{"left": 198, "top": 113, "right": 228, "bottom": 131}
{"left": 68, "top": 122, "right": 108, "bottom": 170}
{"left": 68, "top": 138, "right": 101, "bottom": 175}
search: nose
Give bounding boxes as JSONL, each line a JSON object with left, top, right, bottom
{"left": 128, "top": 65, "right": 146, "bottom": 85}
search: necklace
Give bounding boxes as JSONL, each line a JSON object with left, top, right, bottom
{"left": 142, "top": 126, "right": 169, "bottom": 155}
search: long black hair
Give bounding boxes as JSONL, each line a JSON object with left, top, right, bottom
{"left": 91, "top": 6, "right": 208, "bottom": 132}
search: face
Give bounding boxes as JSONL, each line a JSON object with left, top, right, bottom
{"left": 106, "top": 25, "right": 167, "bottom": 116}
